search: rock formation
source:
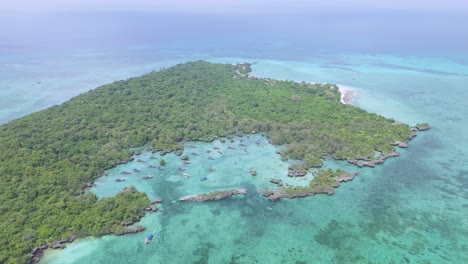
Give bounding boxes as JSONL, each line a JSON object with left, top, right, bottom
{"left": 179, "top": 189, "right": 248, "bottom": 202}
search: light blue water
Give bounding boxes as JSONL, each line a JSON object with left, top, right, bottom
{"left": 1, "top": 10, "right": 467, "bottom": 264}
{"left": 90, "top": 135, "right": 297, "bottom": 200}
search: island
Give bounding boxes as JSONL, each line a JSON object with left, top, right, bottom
{"left": 0, "top": 61, "right": 427, "bottom": 263}
{"left": 179, "top": 189, "right": 248, "bottom": 202}
{"left": 261, "top": 169, "right": 356, "bottom": 201}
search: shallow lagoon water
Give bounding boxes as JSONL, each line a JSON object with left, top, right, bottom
{"left": 90, "top": 135, "right": 295, "bottom": 200}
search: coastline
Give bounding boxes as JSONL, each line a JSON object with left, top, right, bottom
{"left": 337, "top": 84, "right": 357, "bottom": 105}
{"left": 244, "top": 64, "right": 356, "bottom": 106}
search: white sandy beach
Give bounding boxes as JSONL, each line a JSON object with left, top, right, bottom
{"left": 337, "top": 84, "right": 358, "bottom": 105}
{"left": 292, "top": 81, "right": 358, "bottom": 105}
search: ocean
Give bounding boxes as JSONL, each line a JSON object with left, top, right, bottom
{"left": 1, "top": 10, "right": 467, "bottom": 263}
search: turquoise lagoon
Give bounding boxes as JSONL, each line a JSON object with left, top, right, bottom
{"left": 30, "top": 53, "right": 467, "bottom": 263}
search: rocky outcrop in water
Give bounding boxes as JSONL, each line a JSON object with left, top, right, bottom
{"left": 151, "top": 198, "right": 163, "bottom": 204}
{"left": 114, "top": 225, "right": 146, "bottom": 236}
{"left": 288, "top": 169, "right": 307, "bottom": 177}
{"left": 144, "top": 205, "right": 159, "bottom": 212}
{"left": 179, "top": 189, "right": 248, "bottom": 202}
{"left": 260, "top": 187, "right": 334, "bottom": 201}
{"left": 347, "top": 151, "right": 400, "bottom": 168}
{"left": 287, "top": 164, "right": 308, "bottom": 177}
{"left": 156, "top": 149, "right": 172, "bottom": 156}
{"left": 414, "top": 124, "right": 431, "bottom": 131}
{"left": 392, "top": 141, "right": 409, "bottom": 148}
{"left": 270, "top": 178, "right": 283, "bottom": 186}
{"left": 113, "top": 156, "right": 135, "bottom": 166}
{"left": 28, "top": 233, "right": 77, "bottom": 264}
{"left": 335, "top": 174, "right": 354, "bottom": 183}
{"left": 261, "top": 171, "right": 356, "bottom": 201}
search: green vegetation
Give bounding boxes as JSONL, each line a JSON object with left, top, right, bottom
{"left": 201, "top": 190, "right": 229, "bottom": 200}
{"left": 415, "top": 122, "right": 431, "bottom": 130}
{"left": 0, "top": 61, "right": 412, "bottom": 262}
{"left": 264, "top": 169, "right": 354, "bottom": 200}
{"left": 309, "top": 168, "right": 350, "bottom": 191}
{"left": 198, "top": 189, "right": 246, "bottom": 201}
{"left": 283, "top": 185, "right": 313, "bottom": 195}
{"left": 288, "top": 163, "right": 309, "bottom": 177}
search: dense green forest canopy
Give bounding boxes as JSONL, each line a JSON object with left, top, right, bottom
{"left": 0, "top": 61, "right": 412, "bottom": 263}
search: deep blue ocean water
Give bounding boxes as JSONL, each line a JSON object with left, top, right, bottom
{"left": 1, "top": 11, "right": 467, "bottom": 263}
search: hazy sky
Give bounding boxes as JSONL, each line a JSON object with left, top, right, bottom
{"left": 1, "top": 0, "right": 468, "bottom": 13}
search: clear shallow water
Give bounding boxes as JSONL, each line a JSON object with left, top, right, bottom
{"left": 90, "top": 135, "right": 295, "bottom": 200}
{"left": 1, "top": 11, "right": 467, "bottom": 264}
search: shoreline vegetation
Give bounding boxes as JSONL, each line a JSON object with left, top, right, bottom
{"left": 262, "top": 169, "right": 356, "bottom": 201}
{"left": 0, "top": 61, "right": 429, "bottom": 263}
